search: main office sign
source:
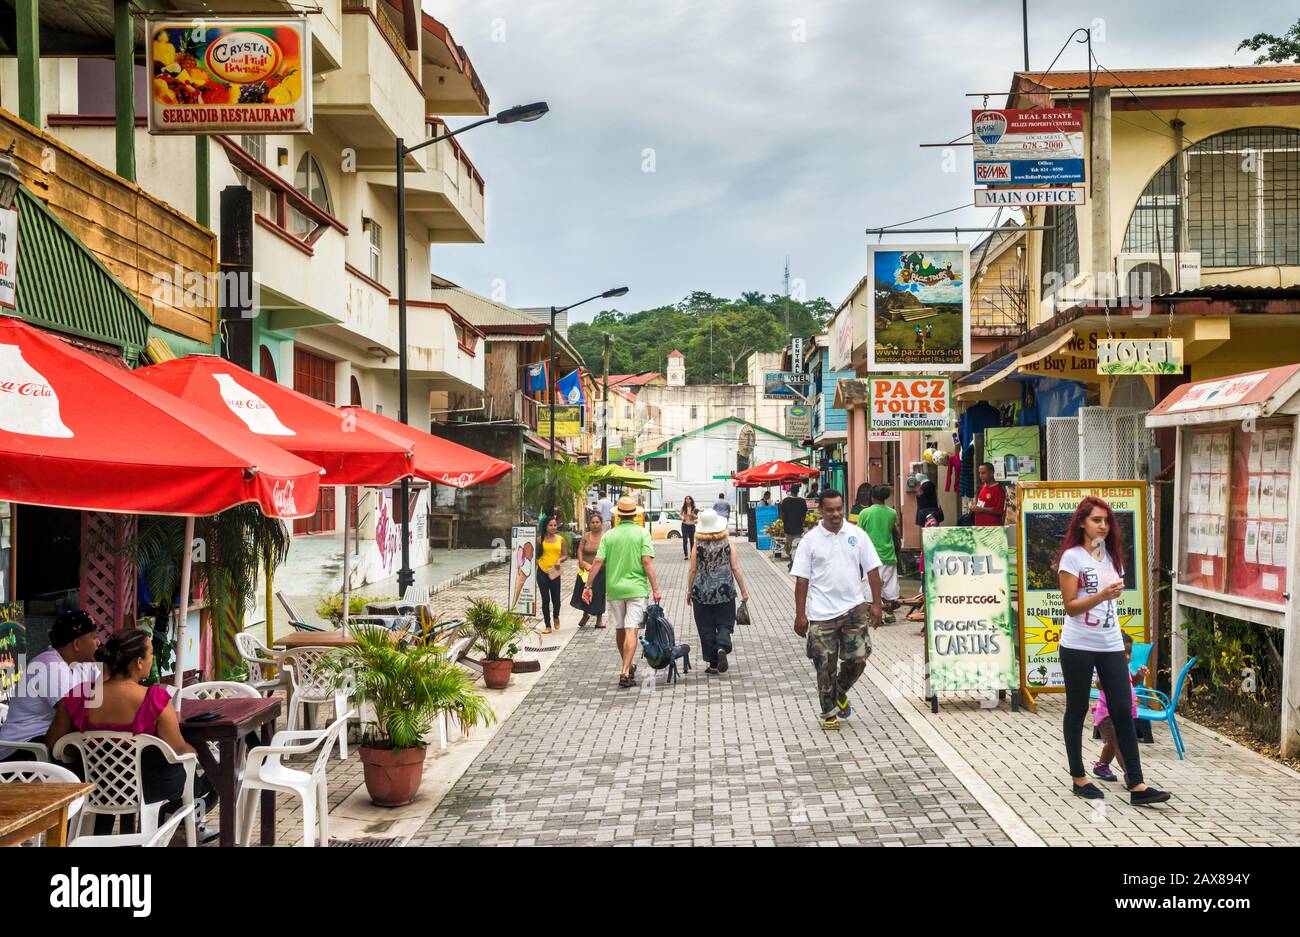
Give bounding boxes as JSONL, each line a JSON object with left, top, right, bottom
{"left": 974, "top": 187, "right": 1086, "bottom": 208}
{"left": 972, "top": 109, "right": 1084, "bottom": 186}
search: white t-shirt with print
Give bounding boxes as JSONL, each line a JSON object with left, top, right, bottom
{"left": 1057, "top": 545, "right": 1125, "bottom": 652}
{"left": 791, "top": 522, "right": 883, "bottom": 621}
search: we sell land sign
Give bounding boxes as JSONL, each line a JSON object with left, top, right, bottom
{"left": 868, "top": 376, "right": 950, "bottom": 431}
{"left": 923, "top": 526, "right": 1018, "bottom": 693}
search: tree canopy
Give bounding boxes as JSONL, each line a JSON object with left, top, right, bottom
{"left": 568, "top": 290, "right": 832, "bottom": 384}
{"left": 1238, "top": 19, "right": 1300, "bottom": 62}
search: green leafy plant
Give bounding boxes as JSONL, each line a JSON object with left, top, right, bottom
{"left": 316, "top": 593, "right": 378, "bottom": 629}
{"left": 522, "top": 459, "right": 597, "bottom": 525}
{"left": 464, "top": 598, "right": 530, "bottom": 661}
{"left": 324, "top": 625, "right": 495, "bottom": 750}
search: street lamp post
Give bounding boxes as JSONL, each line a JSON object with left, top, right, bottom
{"left": 546, "top": 289, "right": 629, "bottom": 517}
{"left": 393, "top": 101, "right": 548, "bottom": 593}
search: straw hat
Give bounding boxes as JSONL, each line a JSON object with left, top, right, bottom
{"left": 696, "top": 508, "right": 727, "bottom": 535}
{"left": 615, "top": 495, "right": 640, "bottom": 517}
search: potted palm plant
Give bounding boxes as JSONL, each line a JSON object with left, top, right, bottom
{"left": 326, "top": 624, "right": 495, "bottom": 806}
{"left": 465, "top": 599, "right": 530, "bottom": 689}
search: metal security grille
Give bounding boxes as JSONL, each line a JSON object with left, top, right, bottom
{"left": 1040, "top": 206, "right": 1080, "bottom": 287}
{"left": 1122, "top": 126, "right": 1300, "bottom": 266}
{"left": 1046, "top": 417, "right": 1079, "bottom": 481}
{"left": 1078, "top": 407, "right": 1146, "bottom": 481}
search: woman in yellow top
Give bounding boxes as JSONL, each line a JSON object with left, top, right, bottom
{"left": 536, "top": 515, "right": 569, "bottom": 634}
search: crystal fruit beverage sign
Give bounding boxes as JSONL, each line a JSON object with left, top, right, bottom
{"left": 148, "top": 19, "right": 312, "bottom": 134}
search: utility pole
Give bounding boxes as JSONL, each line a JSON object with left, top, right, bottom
{"left": 547, "top": 305, "right": 558, "bottom": 518}
{"left": 602, "top": 332, "right": 610, "bottom": 470}
{"left": 782, "top": 256, "right": 792, "bottom": 334}
{"left": 1022, "top": 0, "right": 1030, "bottom": 71}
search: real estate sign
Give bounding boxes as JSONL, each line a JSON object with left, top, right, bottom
{"left": 1016, "top": 482, "right": 1149, "bottom": 709}
{"left": 923, "top": 526, "right": 1018, "bottom": 694}
{"left": 868, "top": 376, "right": 951, "bottom": 431}
{"left": 972, "top": 109, "right": 1085, "bottom": 186}
{"left": 147, "top": 18, "right": 312, "bottom": 134}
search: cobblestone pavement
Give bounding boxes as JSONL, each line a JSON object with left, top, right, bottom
{"left": 410, "top": 540, "right": 1012, "bottom": 846}
{"left": 864, "top": 577, "right": 1300, "bottom": 847}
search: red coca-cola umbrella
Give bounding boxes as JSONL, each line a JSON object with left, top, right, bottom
{"left": 0, "top": 317, "right": 321, "bottom": 518}
{"left": 339, "top": 405, "right": 513, "bottom": 488}
{"left": 732, "top": 460, "right": 819, "bottom": 488}
{"left": 133, "top": 355, "right": 414, "bottom": 485}
{"left": 0, "top": 317, "right": 324, "bottom": 703}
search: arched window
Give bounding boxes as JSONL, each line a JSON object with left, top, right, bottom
{"left": 294, "top": 153, "right": 332, "bottom": 213}
{"left": 259, "top": 345, "right": 277, "bottom": 382}
{"left": 1040, "top": 206, "right": 1079, "bottom": 294}
{"left": 1122, "top": 127, "right": 1300, "bottom": 267}
{"left": 350, "top": 375, "right": 362, "bottom": 407}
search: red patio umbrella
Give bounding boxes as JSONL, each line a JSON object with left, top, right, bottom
{"left": 133, "top": 355, "right": 414, "bottom": 485}
{"left": 0, "top": 317, "right": 321, "bottom": 518}
{"left": 339, "top": 405, "right": 513, "bottom": 488}
{"left": 732, "top": 460, "right": 819, "bottom": 488}
{"left": 0, "top": 317, "right": 324, "bottom": 703}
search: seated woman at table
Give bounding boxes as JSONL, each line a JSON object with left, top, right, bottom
{"left": 47, "top": 629, "right": 214, "bottom": 833}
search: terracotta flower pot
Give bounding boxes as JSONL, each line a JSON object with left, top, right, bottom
{"left": 482, "top": 657, "right": 513, "bottom": 689}
{"left": 359, "top": 744, "right": 427, "bottom": 807}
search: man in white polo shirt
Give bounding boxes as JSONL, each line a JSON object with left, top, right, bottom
{"left": 791, "top": 488, "right": 883, "bottom": 730}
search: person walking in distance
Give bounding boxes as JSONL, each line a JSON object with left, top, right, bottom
{"left": 857, "top": 485, "right": 901, "bottom": 622}
{"left": 536, "top": 515, "right": 568, "bottom": 634}
{"left": 584, "top": 495, "right": 662, "bottom": 688}
{"left": 781, "top": 484, "right": 808, "bottom": 572}
{"left": 679, "top": 496, "right": 699, "bottom": 559}
{"left": 571, "top": 512, "right": 607, "bottom": 629}
{"left": 596, "top": 490, "right": 614, "bottom": 529}
{"left": 792, "top": 489, "right": 883, "bottom": 730}
{"left": 1057, "top": 496, "right": 1170, "bottom": 806}
{"left": 686, "top": 508, "right": 750, "bottom": 675}
{"left": 712, "top": 492, "right": 731, "bottom": 530}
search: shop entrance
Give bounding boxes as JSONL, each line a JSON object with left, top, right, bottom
{"left": 14, "top": 505, "right": 82, "bottom": 653}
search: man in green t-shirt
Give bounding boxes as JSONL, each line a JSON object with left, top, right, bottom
{"left": 585, "top": 495, "right": 662, "bottom": 688}
{"left": 857, "top": 485, "right": 900, "bottom": 617}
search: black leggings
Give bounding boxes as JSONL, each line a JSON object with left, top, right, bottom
{"left": 681, "top": 524, "right": 696, "bottom": 557}
{"left": 538, "top": 570, "right": 562, "bottom": 627}
{"left": 1060, "top": 645, "right": 1144, "bottom": 785}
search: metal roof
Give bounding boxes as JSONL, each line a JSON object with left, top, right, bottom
{"left": 430, "top": 286, "right": 586, "bottom": 367}
{"left": 10, "top": 186, "right": 150, "bottom": 365}
{"left": 1016, "top": 65, "right": 1300, "bottom": 91}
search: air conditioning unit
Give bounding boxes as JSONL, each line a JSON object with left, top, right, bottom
{"left": 1117, "top": 252, "right": 1200, "bottom": 299}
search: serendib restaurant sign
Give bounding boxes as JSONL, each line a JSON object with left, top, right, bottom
{"left": 147, "top": 18, "right": 312, "bottom": 134}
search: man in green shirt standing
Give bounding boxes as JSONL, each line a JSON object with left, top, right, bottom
{"left": 584, "top": 495, "right": 662, "bottom": 688}
{"left": 857, "top": 485, "right": 900, "bottom": 621}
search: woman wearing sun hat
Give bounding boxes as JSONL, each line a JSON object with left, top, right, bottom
{"left": 686, "top": 508, "right": 749, "bottom": 675}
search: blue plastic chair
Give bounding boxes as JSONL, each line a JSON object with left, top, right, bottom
{"left": 1135, "top": 656, "right": 1197, "bottom": 760}
{"left": 1089, "top": 642, "right": 1154, "bottom": 702}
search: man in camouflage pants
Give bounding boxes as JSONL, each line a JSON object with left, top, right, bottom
{"left": 791, "top": 489, "right": 883, "bottom": 730}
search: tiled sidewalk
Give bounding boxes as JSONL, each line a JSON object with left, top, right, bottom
{"left": 858, "top": 570, "right": 1300, "bottom": 847}
{"left": 409, "top": 539, "right": 1011, "bottom": 846}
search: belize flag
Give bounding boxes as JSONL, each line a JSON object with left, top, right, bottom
{"left": 525, "top": 362, "right": 548, "bottom": 392}
{"left": 556, "top": 370, "right": 586, "bottom": 407}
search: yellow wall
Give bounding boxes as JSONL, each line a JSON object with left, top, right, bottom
{"left": 971, "top": 240, "right": 1026, "bottom": 330}
{"left": 1026, "top": 100, "right": 1300, "bottom": 329}
{"left": 1189, "top": 322, "right": 1300, "bottom": 380}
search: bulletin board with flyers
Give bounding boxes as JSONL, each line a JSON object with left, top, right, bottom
{"left": 1148, "top": 364, "right": 1300, "bottom": 614}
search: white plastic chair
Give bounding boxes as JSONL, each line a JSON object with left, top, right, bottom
{"left": 234, "top": 632, "right": 282, "bottom": 696}
{"left": 0, "top": 702, "right": 51, "bottom": 761}
{"left": 52, "top": 731, "right": 199, "bottom": 846}
{"left": 236, "top": 711, "right": 352, "bottom": 848}
{"left": 179, "top": 681, "right": 261, "bottom": 702}
{"left": 281, "top": 647, "right": 349, "bottom": 760}
{"left": 0, "top": 760, "right": 85, "bottom": 845}
{"left": 69, "top": 801, "right": 196, "bottom": 847}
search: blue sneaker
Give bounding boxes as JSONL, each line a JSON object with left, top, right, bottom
{"left": 1092, "top": 761, "right": 1118, "bottom": 782}
{"left": 836, "top": 695, "right": 853, "bottom": 720}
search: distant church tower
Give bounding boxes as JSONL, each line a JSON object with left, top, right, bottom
{"left": 667, "top": 349, "right": 685, "bottom": 386}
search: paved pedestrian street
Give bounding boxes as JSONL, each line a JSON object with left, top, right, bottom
{"left": 409, "top": 541, "right": 1300, "bottom": 847}
{"left": 411, "top": 541, "right": 1011, "bottom": 846}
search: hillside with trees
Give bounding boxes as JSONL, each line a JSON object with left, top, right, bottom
{"left": 568, "top": 290, "right": 832, "bottom": 384}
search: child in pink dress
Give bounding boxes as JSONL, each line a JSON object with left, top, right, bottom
{"left": 1091, "top": 631, "right": 1147, "bottom": 783}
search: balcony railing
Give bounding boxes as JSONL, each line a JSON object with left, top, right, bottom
{"left": 425, "top": 117, "right": 486, "bottom": 196}
{"left": 217, "top": 137, "right": 348, "bottom": 255}
{"left": 343, "top": 0, "right": 422, "bottom": 92}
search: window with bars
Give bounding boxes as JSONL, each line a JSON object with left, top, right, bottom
{"left": 1122, "top": 126, "right": 1300, "bottom": 267}
{"left": 1039, "top": 206, "right": 1079, "bottom": 295}
{"left": 368, "top": 221, "right": 383, "bottom": 282}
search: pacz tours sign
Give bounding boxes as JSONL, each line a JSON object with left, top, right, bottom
{"left": 868, "top": 376, "right": 950, "bottom": 431}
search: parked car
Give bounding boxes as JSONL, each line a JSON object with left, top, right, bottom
{"left": 647, "top": 509, "right": 682, "bottom": 540}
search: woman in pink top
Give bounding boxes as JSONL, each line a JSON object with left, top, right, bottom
{"left": 47, "top": 629, "right": 202, "bottom": 826}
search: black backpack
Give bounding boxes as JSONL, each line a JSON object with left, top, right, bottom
{"left": 639, "top": 603, "right": 690, "bottom": 684}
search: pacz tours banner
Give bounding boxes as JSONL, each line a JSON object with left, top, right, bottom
{"left": 923, "top": 526, "right": 1018, "bottom": 694}
{"left": 1016, "top": 482, "right": 1150, "bottom": 708}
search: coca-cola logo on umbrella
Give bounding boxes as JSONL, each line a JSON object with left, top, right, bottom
{"left": 272, "top": 479, "right": 298, "bottom": 517}
{"left": 0, "top": 345, "right": 74, "bottom": 438}
{"left": 213, "top": 372, "right": 295, "bottom": 435}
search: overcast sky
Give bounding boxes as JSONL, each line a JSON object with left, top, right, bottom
{"left": 429, "top": 0, "right": 1293, "bottom": 320}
